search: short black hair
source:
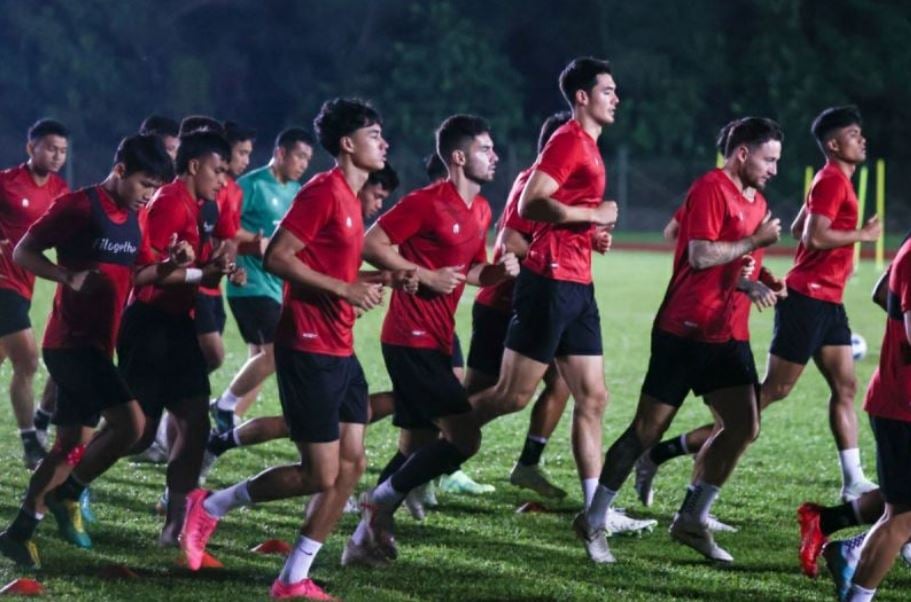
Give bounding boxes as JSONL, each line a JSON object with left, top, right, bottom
{"left": 716, "top": 120, "right": 739, "bottom": 157}
{"left": 275, "top": 127, "right": 315, "bottom": 152}
{"left": 811, "top": 106, "right": 862, "bottom": 151}
{"left": 724, "top": 117, "right": 783, "bottom": 156}
{"left": 114, "top": 134, "right": 175, "bottom": 182}
{"left": 559, "top": 57, "right": 613, "bottom": 107}
{"left": 179, "top": 115, "right": 223, "bottom": 137}
{"left": 139, "top": 115, "right": 179, "bottom": 138}
{"left": 313, "top": 98, "right": 382, "bottom": 157}
{"left": 537, "top": 111, "right": 572, "bottom": 154}
{"left": 175, "top": 131, "right": 231, "bottom": 175}
{"left": 424, "top": 153, "right": 447, "bottom": 182}
{"left": 436, "top": 114, "right": 491, "bottom": 165}
{"left": 223, "top": 120, "right": 256, "bottom": 146}
{"left": 28, "top": 119, "right": 69, "bottom": 142}
{"left": 366, "top": 162, "right": 399, "bottom": 192}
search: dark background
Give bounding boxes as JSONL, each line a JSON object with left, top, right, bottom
{"left": 2, "top": 0, "right": 908, "bottom": 231}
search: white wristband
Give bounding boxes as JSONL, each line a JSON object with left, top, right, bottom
{"left": 184, "top": 268, "right": 203, "bottom": 284}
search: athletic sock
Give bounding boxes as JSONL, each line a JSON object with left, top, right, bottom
{"left": 55, "top": 474, "right": 88, "bottom": 501}
{"left": 649, "top": 434, "right": 689, "bottom": 466}
{"left": 207, "top": 429, "right": 240, "bottom": 457}
{"left": 377, "top": 451, "right": 408, "bottom": 485}
{"left": 33, "top": 408, "right": 52, "bottom": 432}
{"left": 820, "top": 502, "right": 860, "bottom": 535}
{"left": 388, "top": 440, "right": 468, "bottom": 504}
{"left": 680, "top": 480, "right": 720, "bottom": 524}
{"left": 7, "top": 507, "right": 43, "bottom": 541}
{"left": 838, "top": 448, "right": 865, "bottom": 487}
{"left": 581, "top": 478, "right": 599, "bottom": 508}
{"left": 203, "top": 480, "right": 252, "bottom": 518}
{"left": 215, "top": 389, "right": 240, "bottom": 413}
{"left": 277, "top": 535, "right": 322, "bottom": 584}
{"left": 586, "top": 485, "right": 617, "bottom": 530}
{"left": 372, "top": 478, "right": 405, "bottom": 509}
{"left": 351, "top": 520, "right": 371, "bottom": 546}
{"left": 19, "top": 428, "right": 38, "bottom": 443}
{"left": 518, "top": 435, "right": 548, "bottom": 466}
{"left": 846, "top": 583, "right": 875, "bottom": 602}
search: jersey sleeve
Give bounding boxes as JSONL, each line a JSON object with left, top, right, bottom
{"left": 806, "top": 174, "right": 845, "bottom": 221}
{"left": 684, "top": 180, "right": 727, "bottom": 241}
{"left": 473, "top": 203, "right": 492, "bottom": 265}
{"left": 25, "top": 193, "right": 90, "bottom": 249}
{"left": 377, "top": 191, "right": 426, "bottom": 245}
{"left": 278, "top": 184, "right": 334, "bottom": 245}
{"left": 895, "top": 248, "right": 911, "bottom": 313}
{"left": 534, "top": 131, "right": 580, "bottom": 186}
{"left": 502, "top": 196, "right": 534, "bottom": 237}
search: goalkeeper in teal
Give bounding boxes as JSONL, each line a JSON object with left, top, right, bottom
{"left": 211, "top": 128, "right": 315, "bottom": 432}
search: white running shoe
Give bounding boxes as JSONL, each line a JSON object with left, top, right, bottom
{"left": 669, "top": 513, "right": 733, "bottom": 563}
{"left": 132, "top": 417, "right": 170, "bottom": 464}
{"left": 416, "top": 482, "right": 438, "bottom": 508}
{"left": 605, "top": 507, "right": 657, "bottom": 537}
{"left": 633, "top": 453, "right": 658, "bottom": 507}
{"left": 358, "top": 490, "right": 397, "bottom": 560}
{"left": 572, "top": 512, "right": 615, "bottom": 564}
{"left": 509, "top": 463, "right": 567, "bottom": 499}
{"left": 343, "top": 495, "right": 360, "bottom": 515}
{"left": 705, "top": 514, "right": 738, "bottom": 533}
{"left": 404, "top": 490, "right": 426, "bottom": 521}
{"left": 840, "top": 479, "right": 878, "bottom": 503}
{"left": 341, "top": 537, "right": 389, "bottom": 568}
{"left": 901, "top": 542, "right": 911, "bottom": 567}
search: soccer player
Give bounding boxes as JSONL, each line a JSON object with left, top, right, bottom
{"left": 139, "top": 114, "right": 181, "bottom": 161}
{"left": 0, "top": 119, "right": 70, "bottom": 468}
{"left": 210, "top": 127, "right": 315, "bottom": 431}
{"left": 0, "top": 134, "right": 179, "bottom": 567}
{"left": 763, "top": 106, "right": 881, "bottom": 502}
{"left": 576, "top": 117, "right": 783, "bottom": 564}
{"left": 180, "top": 98, "right": 388, "bottom": 600}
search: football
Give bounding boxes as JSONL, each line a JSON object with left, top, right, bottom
{"left": 851, "top": 333, "right": 868, "bottom": 361}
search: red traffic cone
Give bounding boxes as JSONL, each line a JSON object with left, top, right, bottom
{"left": 251, "top": 539, "right": 291, "bottom": 556}
{"left": 0, "top": 578, "right": 43, "bottom": 596}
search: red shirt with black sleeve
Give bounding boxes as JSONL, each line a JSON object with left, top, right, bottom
{"left": 521, "top": 120, "right": 605, "bottom": 284}
{"left": 864, "top": 237, "right": 911, "bottom": 423}
{"left": 656, "top": 169, "right": 767, "bottom": 343}
{"left": 27, "top": 186, "right": 154, "bottom": 355}
{"left": 379, "top": 180, "right": 491, "bottom": 355}
{"left": 274, "top": 168, "right": 364, "bottom": 357}
{"left": 786, "top": 161, "right": 858, "bottom": 303}
{"left": 0, "top": 164, "right": 69, "bottom": 299}
{"left": 200, "top": 175, "right": 243, "bottom": 297}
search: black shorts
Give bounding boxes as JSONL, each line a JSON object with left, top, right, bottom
{"left": 117, "top": 302, "right": 211, "bottom": 419}
{"left": 0, "top": 288, "right": 30, "bottom": 338}
{"left": 870, "top": 415, "right": 911, "bottom": 506}
{"left": 770, "top": 288, "right": 852, "bottom": 365}
{"left": 274, "top": 347, "right": 368, "bottom": 443}
{"left": 451, "top": 333, "right": 464, "bottom": 369}
{"left": 641, "top": 329, "right": 759, "bottom": 408}
{"left": 194, "top": 293, "right": 227, "bottom": 335}
{"left": 382, "top": 343, "right": 472, "bottom": 430}
{"left": 467, "top": 302, "right": 510, "bottom": 377}
{"left": 504, "top": 269, "right": 602, "bottom": 364}
{"left": 43, "top": 347, "right": 134, "bottom": 427}
{"left": 228, "top": 295, "right": 282, "bottom": 345}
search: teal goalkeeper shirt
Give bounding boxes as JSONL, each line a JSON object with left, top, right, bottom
{"left": 226, "top": 164, "right": 301, "bottom": 301}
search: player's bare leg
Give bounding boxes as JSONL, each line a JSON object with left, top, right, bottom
{"left": 160, "top": 396, "right": 210, "bottom": 546}
{"left": 0, "top": 329, "right": 45, "bottom": 468}
{"left": 197, "top": 332, "right": 225, "bottom": 374}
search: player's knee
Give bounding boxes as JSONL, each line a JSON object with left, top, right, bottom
{"left": 580, "top": 387, "right": 609, "bottom": 415}
{"left": 833, "top": 377, "right": 857, "bottom": 404}
{"left": 450, "top": 429, "right": 482, "bottom": 458}
{"left": 763, "top": 380, "right": 793, "bottom": 403}
{"left": 9, "top": 352, "right": 38, "bottom": 377}
{"left": 312, "top": 465, "right": 340, "bottom": 492}
{"left": 632, "top": 416, "right": 665, "bottom": 448}
{"left": 124, "top": 411, "right": 146, "bottom": 445}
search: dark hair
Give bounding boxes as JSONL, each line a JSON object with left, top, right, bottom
{"left": 114, "top": 134, "right": 175, "bottom": 182}
{"left": 559, "top": 57, "right": 612, "bottom": 107}
{"left": 175, "top": 131, "right": 231, "bottom": 174}
{"left": 424, "top": 153, "right": 447, "bottom": 182}
{"left": 223, "top": 121, "right": 256, "bottom": 146}
{"left": 179, "top": 115, "right": 223, "bottom": 137}
{"left": 716, "top": 120, "right": 739, "bottom": 157}
{"left": 28, "top": 119, "right": 69, "bottom": 142}
{"left": 275, "top": 127, "right": 315, "bottom": 152}
{"left": 139, "top": 115, "right": 179, "bottom": 138}
{"left": 811, "top": 106, "right": 862, "bottom": 151}
{"left": 537, "top": 111, "right": 572, "bottom": 153}
{"left": 724, "top": 117, "right": 783, "bottom": 156}
{"left": 313, "top": 98, "right": 382, "bottom": 156}
{"left": 366, "top": 162, "right": 399, "bottom": 192}
{"left": 436, "top": 114, "right": 491, "bottom": 165}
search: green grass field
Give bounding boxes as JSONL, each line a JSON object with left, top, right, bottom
{"left": 1, "top": 249, "right": 908, "bottom": 601}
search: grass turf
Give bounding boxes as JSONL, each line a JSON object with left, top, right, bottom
{"left": 1, "top": 249, "right": 909, "bottom": 600}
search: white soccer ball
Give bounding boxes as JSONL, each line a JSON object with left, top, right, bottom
{"left": 851, "top": 333, "right": 867, "bottom": 361}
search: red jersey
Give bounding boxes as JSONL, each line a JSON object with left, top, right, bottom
{"left": 274, "top": 168, "right": 364, "bottom": 357}
{"left": 522, "top": 120, "right": 605, "bottom": 284}
{"left": 27, "top": 187, "right": 154, "bottom": 355}
{"left": 200, "top": 175, "right": 243, "bottom": 297}
{"left": 131, "top": 179, "right": 218, "bottom": 316}
{"left": 476, "top": 168, "right": 536, "bottom": 314}
{"left": 0, "top": 164, "right": 69, "bottom": 299}
{"left": 786, "top": 161, "right": 858, "bottom": 303}
{"left": 379, "top": 180, "right": 491, "bottom": 354}
{"left": 656, "top": 169, "right": 767, "bottom": 343}
{"left": 864, "top": 237, "right": 911, "bottom": 423}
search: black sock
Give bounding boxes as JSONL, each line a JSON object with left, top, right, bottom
{"left": 820, "top": 502, "right": 859, "bottom": 536}
{"left": 649, "top": 435, "right": 688, "bottom": 466}
{"left": 55, "top": 474, "right": 87, "bottom": 501}
{"left": 518, "top": 436, "right": 547, "bottom": 466}
{"left": 390, "top": 440, "right": 469, "bottom": 494}
{"left": 19, "top": 429, "right": 38, "bottom": 443}
{"left": 33, "top": 409, "right": 52, "bottom": 431}
{"left": 207, "top": 429, "right": 239, "bottom": 457}
{"left": 599, "top": 425, "right": 645, "bottom": 490}
{"left": 377, "top": 451, "right": 408, "bottom": 485}
{"left": 7, "top": 508, "right": 42, "bottom": 541}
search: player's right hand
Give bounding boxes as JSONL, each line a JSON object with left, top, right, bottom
{"left": 747, "top": 280, "right": 778, "bottom": 312}
{"left": 751, "top": 211, "right": 781, "bottom": 248}
{"left": 740, "top": 255, "right": 756, "bottom": 279}
{"left": 392, "top": 269, "right": 419, "bottom": 294}
{"left": 592, "top": 227, "right": 612, "bottom": 254}
{"left": 591, "top": 201, "right": 618, "bottom": 227}
{"left": 423, "top": 266, "right": 466, "bottom": 295}
{"left": 344, "top": 281, "right": 384, "bottom": 311}
{"left": 860, "top": 215, "right": 882, "bottom": 242}
{"left": 167, "top": 233, "right": 196, "bottom": 267}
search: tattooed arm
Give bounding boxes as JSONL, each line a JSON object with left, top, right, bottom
{"left": 688, "top": 212, "right": 782, "bottom": 270}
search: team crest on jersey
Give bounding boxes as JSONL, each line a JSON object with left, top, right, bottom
{"left": 21, "top": 198, "right": 29, "bottom": 207}
{"left": 452, "top": 223, "right": 460, "bottom": 234}
{"left": 346, "top": 216, "right": 353, "bottom": 228}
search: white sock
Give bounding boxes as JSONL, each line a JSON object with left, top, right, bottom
{"left": 203, "top": 480, "right": 252, "bottom": 518}
{"left": 683, "top": 480, "right": 720, "bottom": 524}
{"left": 277, "top": 535, "right": 322, "bottom": 584}
{"left": 372, "top": 479, "right": 405, "bottom": 508}
{"left": 678, "top": 433, "right": 690, "bottom": 454}
{"left": 216, "top": 389, "right": 241, "bottom": 412}
{"left": 846, "top": 583, "right": 876, "bottom": 602}
{"left": 19, "top": 428, "right": 36, "bottom": 436}
{"left": 351, "top": 519, "right": 371, "bottom": 546}
{"left": 586, "top": 484, "right": 617, "bottom": 530}
{"left": 581, "top": 478, "right": 599, "bottom": 508}
{"left": 839, "top": 448, "right": 865, "bottom": 487}
{"left": 528, "top": 435, "right": 548, "bottom": 444}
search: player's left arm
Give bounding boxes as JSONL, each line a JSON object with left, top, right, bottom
{"left": 13, "top": 232, "right": 91, "bottom": 291}
{"left": 466, "top": 251, "right": 519, "bottom": 287}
